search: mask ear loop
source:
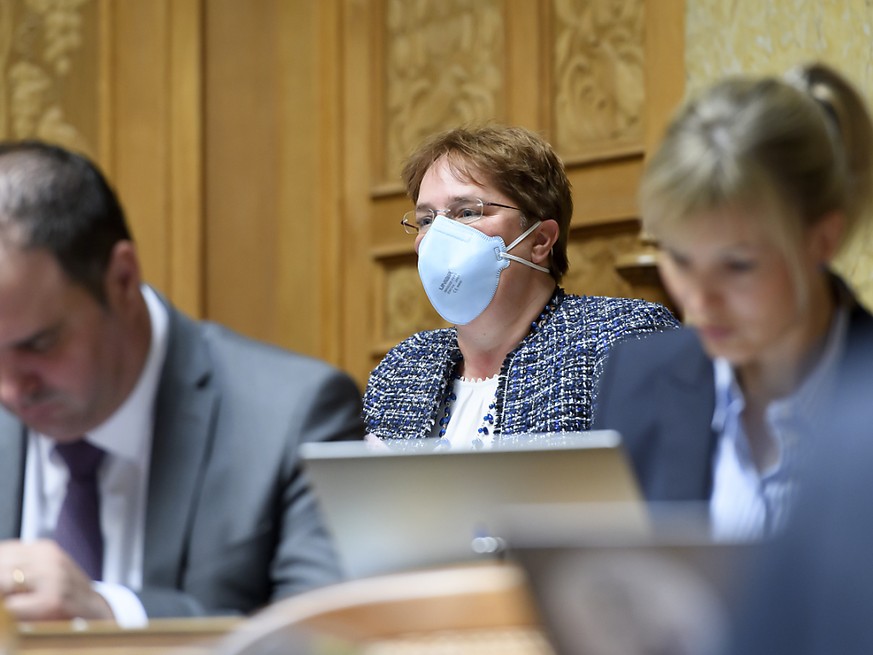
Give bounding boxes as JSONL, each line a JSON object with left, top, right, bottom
{"left": 499, "top": 221, "right": 551, "bottom": 273}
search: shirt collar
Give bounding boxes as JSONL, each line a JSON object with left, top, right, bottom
{"left": 712, "top": 358, "right": 742, "bottom": 434}
{"left": 711, "top": 295, "right": 851, "bottom": 436}
{"left": 768, "top": 297, "right": 849, "bottom": 428}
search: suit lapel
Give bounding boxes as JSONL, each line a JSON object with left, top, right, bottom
{"left": 658, "top": 332, "right": 719, "bottom": 499}
{"left": 0, "top": 413, "right": 26, "bottom": 539}
{"left": 142, "top": 301, "right": 219, "bottom": 588}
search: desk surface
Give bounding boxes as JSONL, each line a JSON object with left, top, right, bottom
{"left": 361, "top": 628, "right": 551, "bottom": 655}
{"left": 5, "top": 564, "right": 554, "bottom": 655}
{"left": 16, "top": 617, "right": 240, "bottom": 655}
{"left": 14, "top": 622, "right": 551, "bottom": 655}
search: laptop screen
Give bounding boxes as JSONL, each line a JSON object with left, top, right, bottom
{"left": 301, "top": 431, "right": 644, "bottom": 579}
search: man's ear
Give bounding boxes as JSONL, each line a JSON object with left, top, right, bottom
{"left": 103, "top": 240, "right": 142, "bottom": 308}
{"left": 531, "top": 219, "right": 559, "bottom": 266}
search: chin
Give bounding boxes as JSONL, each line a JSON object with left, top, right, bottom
{"left": 698, "top": 337, "right": 749, "bottom": 364}
{"left": 16, "top": 407, "right": 85, "bottom": 442}
{"left": 25, "top": 422, "right": 81, "bottom": 442}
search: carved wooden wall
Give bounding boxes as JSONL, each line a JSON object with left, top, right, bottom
{"left": 0, "top": 0, "right": 203, "bottom": 320}
{"left": 201, "top": 0, "right": 345, "bottom": 360}
{"left": 341, "top": 0, "right": 683, "bottom": 385}
{"left": 0, "top": 0, "right": 685, "bottom": 388}
{"left": 0, "top": 0, "right": 99, "bottom": 154}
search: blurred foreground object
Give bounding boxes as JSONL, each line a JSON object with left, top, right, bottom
{"left": 212, "top": 564, "right": 549, "bottom": 655}
{"left": 0, "top": 602, "right": 14, "bottom": 654}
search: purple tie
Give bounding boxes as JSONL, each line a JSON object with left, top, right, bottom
{"left": 54, "top": 439, "right": 105, "bottom": 581}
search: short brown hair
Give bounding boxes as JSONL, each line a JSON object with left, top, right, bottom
{"left": 402, "top": 125, "right": 573, "bottom": 281}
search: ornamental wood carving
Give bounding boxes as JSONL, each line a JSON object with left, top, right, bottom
{"left": 562, "top": 225, "right": 638, "bottom": 299}
{"left": 551, "top": 0, "right": 644, "bottom": 158}
{"left": 383, "top": 0, "right": 504, "bottom": 183}
{"left": 0, "top": 0, "right": 95, "bottom": 153}
{"left": 383, "top": 256, "right": 446, "bottom": 347}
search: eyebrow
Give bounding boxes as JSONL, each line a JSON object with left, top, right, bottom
{"left": 416, "top": 196, "right": 478, "bottom": 210}
{"left": 10, "top": 322, "right": 62, "bottom": 351}
{"left": 663, "top": 238, "right": 763, "bottom": 252}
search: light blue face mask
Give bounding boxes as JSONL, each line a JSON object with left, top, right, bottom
{"left": 417, "top": 215, "right": 549, "bottom": 325}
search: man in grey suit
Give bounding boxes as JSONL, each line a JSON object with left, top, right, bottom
{"left": 0, "top": 142, "right": 363, "bottom": 625}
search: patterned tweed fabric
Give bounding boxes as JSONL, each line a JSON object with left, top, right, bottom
{"left": 363, "top": 288, "right": 680, "bottom": 440}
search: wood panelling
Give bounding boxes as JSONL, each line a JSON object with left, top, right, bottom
{"left": 0, "top": 0, "right": 203, "bottom": 318}
{"left": 381, "top": 0, "right": 506, "bottom": 185}
{"left": 204, "top": 0, "right": 282, "bottom": 345}
{"left": 505, "top": 0, "right": 545, "bottom": 126}
{"left": 340, "top": 0, "right": 377, "bottom": 382}
{"left": 0, "top": 0, "right": 100, "bottom": 153}
{"left": 310, "top": 0, "right": 345, "bottom": 364}
{"left": 109, "top": 1, "right": 172, "bottom": 295}
{"left": 549, "top": 0, "right": 645, "bottom": 159}
{"left": 167, "top": 0, "right": 204, "bottom": 317}
{"left": 567, "top": 155, "right": 644, "bottom": 226}
{"left": 563, "top": 222, "right": 646, "bottom": 299}
{"left": 202, "top": 0, "right": 340, "bottom": 358}
{"left": 644, "top": 0, "right": 684, "bottom": 153}
{"left": 0, "top": 0, "right": 686, "bottom": 388}
{"left": 107, "top": 0, "right": 203, "bottom": 319}
{"left": 341, "top": 0, "right": 683, "bottom": 384}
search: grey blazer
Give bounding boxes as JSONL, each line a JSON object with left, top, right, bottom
{"left": 0, "top": 296, "right": 364, "bottom": 617}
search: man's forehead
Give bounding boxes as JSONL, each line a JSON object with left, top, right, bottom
{"left": 0, "top": 248, "right": 73, "bottom": 348}
{"left": 0, "top": 244, "right": 66, "bottom": 289}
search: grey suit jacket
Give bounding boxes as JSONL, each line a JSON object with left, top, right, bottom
{"left": 0, "top": 296, "right": 364, "bottom": 617}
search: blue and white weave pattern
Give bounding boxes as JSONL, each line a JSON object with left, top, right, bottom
{"left": 363, "top": 289, "right": 680, "bottom": 440}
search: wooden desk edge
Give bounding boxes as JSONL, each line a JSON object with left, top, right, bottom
{"left": 17, "top": 616, "right": 241, "bottom": 650}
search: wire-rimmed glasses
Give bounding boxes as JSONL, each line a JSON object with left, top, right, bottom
{"left": 400, "top": 198, "right": 521, "bottom": 235}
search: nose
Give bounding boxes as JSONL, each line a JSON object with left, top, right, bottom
{"left": 0, "top": 363, "right": 40, "bottom": 410}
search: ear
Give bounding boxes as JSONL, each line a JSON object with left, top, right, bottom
{"left": 103, "top": 240, "right": 143, "bottom": 310}
{"left": 530, "top": 219, "right": 560, "bottom": 266}
{"left": 807, "top": 211, "right": 845, "bottom": 264}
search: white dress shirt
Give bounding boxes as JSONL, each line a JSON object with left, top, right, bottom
{"left": 709, "top": 303, "right": 848, "bottom": 540}
{"left": 20, "top": 286, "right": 169, "bottom": 626}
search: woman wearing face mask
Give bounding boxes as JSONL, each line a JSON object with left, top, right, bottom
{"left": 363, "top": 125, "right": 680, "bottom": 447}
{"left": 593, "top": 62, "right": 873, "bottom": 539}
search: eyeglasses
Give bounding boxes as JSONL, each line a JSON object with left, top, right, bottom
{"left": 400, "top": 198, "right": 521, "bottom": 235}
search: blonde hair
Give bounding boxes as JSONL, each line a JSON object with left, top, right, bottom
{"left": 641, "top": 62, "right": 873, "bottom": 265}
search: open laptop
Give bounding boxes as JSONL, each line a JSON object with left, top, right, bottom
{"left": 504, "top": 503, "right": 759, "bottom": 655}
{"left": 300, "top": 430, "right": 645, "bottom": 579}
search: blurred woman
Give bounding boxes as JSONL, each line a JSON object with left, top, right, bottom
{"left": 594, "top": 62, "right": 873, "bottom": 538}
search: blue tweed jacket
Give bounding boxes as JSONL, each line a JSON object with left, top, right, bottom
{"left": 363, "top": 289, "right": 680, "bottom": 439}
